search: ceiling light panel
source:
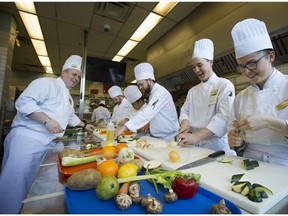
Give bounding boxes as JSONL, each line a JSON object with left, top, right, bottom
{"left": 19, "top": 11, "right": 44, "bottom": 40}
{"left": 153, "top": 2, "right": 178, "bottom": 16}
{"left": 15, "top": 1, "right": 36, "bottom": 14}
{"left": 31, "top": 39, "right": 48, "bottom": 56}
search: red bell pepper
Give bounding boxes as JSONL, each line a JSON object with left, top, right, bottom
{"left": 172, "top": 176, "right": 198, "bottom": 199}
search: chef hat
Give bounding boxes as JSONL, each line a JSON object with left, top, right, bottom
{"left": 99, "top": 100, "right": 106, "bottom": 105}
{"left": 124, "top": 85, "right": 142, "bottom": 104}
{"left": 231, "top": 18, "right": 273, "bottom": 59}
{"left": 108, "top": 85, "right": 123, "bottom": 98}
{"left": 192, "top": 38, "right": 214, "bottom": 60}
{"left": 62, "top": 55, "right": 82, "bottom": 72}
{"left": 134, "top": 62, "right": 155, "bottom": 81}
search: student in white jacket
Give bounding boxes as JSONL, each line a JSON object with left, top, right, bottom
{"left": 115, "top": 63, "right": 179, "bottom": 142}
{"left": 177, "top": 39, "right": 236, "bottom": 155}
{"left": 228, "top": 18, "right": 288, "bottom": 166}
{"left": 108, "top": 85, "right": 132, "bottom": 125}
{"left": 0, "top": 55, "right": 95, "bottom": 213}
{"left": 91, "top": 100, "right": 111, "bottom": 122}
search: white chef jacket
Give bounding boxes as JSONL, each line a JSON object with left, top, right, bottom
{"left": 179, "top": 73, "right": 235, "bottom": 155}
{"left": 91, "top": 106, "right": 111, "bottom": 122}
{"left": 0, "top": 77, "right": 80, "bottom": 213}
{"left": 125, "top": 83, "right": 179, "bottom": 142}
{"left": 129, "top": 103, "right": 148, "bottom": 119}
{"left": 228, "top": 69, "right": 288, "bottom": 166}
{"left": 111, "top": 97, "right": 132, "bottom": 124}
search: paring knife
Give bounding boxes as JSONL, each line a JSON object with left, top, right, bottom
{"left": 176, "top": 150, "right": 225, "bottom": 170}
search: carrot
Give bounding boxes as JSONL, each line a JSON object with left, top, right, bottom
{"left": 118, "top": 182, "right": 131, "bottom": 194}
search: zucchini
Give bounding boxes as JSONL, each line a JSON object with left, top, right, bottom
{"left": 243, "top": 159, "right": 254, "bottom": 170}
{"left": 252, "top": 183, "right": 273, "bottom": 196}
{"left": 232, "top": 181, "right": 249, "bottom": 193}
{"left": 242, "top": 159, "right": 260, "bottom": 170}
{"left": 240, "top": 182, "right": 252, "bottom": 196}
{"left": 231, "top": 174, "right": 246, "bottom": 184}
{"left": 259, "top": 190, "right": 268, "bottom": 199}
{"left": 248, "top": 189, "right": 262, "bottom": 203}
{"left": 218, "top": 157, "right": 234, "bottom": 164}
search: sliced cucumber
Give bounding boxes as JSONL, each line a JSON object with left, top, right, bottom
{"left": 259, "top": 190, "right": 268, "bottom": 199}
{"left": 232, "top": 181, "right": 249, "bottom": 193}
{"left": 242, "top": 159, "right": 260, "bottom": 170}
{"left": 252, "top": 183, "right": 273, "bottom": 196}
{"left": 218, "top": 157, "right": 234, "bottom": 164}
{"left": 248, "top": 189, "right": 263, "bottom": 203}
{"left": 251, "top": 160, "right": 259, "bottom": 167}
{"left": 240, "top": 182, "right": 252, "bottom": 196}
{"left": 231, "top": 174, "right": 246, "bottom": 183}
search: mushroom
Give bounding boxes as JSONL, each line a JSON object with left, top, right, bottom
{"left": 146, "top": 198, "right": 163, "bottom": 214}
{"left": 130, "top": 193, "right": 144, "bottom": 205}
{"left": 115, "top": 193, "right": 133, "bottom": 210}
{"left": 140, "top": 193, "right": 154, "bottom": 208}
{"left": 211, "top": 199, "right": 231, "bottom": 214}
{"left": 129, "top": 181, "right": 140, "bottom": 196}
{"left": 164, "top": 189, "right": 178, "bottom": 203}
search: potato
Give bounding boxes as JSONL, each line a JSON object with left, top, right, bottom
{"left": 66, "top": 168, "right": 102, "bottom": 190}
{"left": 59, "top": 149, "right": 85, "bottom": 159}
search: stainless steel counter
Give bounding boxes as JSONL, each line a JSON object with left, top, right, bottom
{"left": 20, "top": 135, "right": 288, "bottom": 214}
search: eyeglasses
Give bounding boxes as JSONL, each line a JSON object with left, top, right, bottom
{"left": 236, "top": 51, "right": 270, "bottom": 73}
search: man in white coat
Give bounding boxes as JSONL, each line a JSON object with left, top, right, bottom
{"left": 91, "top": 100, "right": 111, "bottom": 122}
{"left": 0, "top": 55, "right": 94, "bottom": 213}
{"left": 115, "top": 62, "right": 179, "bottom": 142}
{"left": 228, "top": 18, "right": 288, "bottom": 166}
{"left": 177, "top": 39, "right": 236, "bottom": 155}
{"left": 108, "top": 85, "right": 132, "bottom": 125}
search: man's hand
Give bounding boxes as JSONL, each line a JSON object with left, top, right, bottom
{"left": 179, "top": 120, "right": 190, "bottom": 134}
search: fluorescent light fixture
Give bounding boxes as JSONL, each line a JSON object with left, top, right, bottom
{"left": 118, "top": 40, "right": 139, "bottom": 57}
{"left": 131, "top": 80, "right": 137, "bottom": 84}
{"left": 19, "top": 11, "right": 44, "bottom": 40}
{"left": 153, "top": 2, "right": 178, "bottom": 16}
{"left": 112, "top": 55, "right": 124, "bottom": 62}
{"left": 38, "top": 56, "right": 51, "bottom": 67}
{"left": 130, "top": 13, "right": 163, "bottom": 42}
{"left": 15, "top": 1, "right": 36, "bottom": 14}
{"left": 44, "top": 66, "right": 53, "bottom": 74}
{"left": 31, "top": 39, "right": 48, "bottom": 56}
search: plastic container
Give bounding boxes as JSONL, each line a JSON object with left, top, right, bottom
{"left": 106, "top": 122, "right": 115, "bottom": 142}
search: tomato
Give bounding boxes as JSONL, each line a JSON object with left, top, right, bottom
{"left": 172, "top": 177, "right": 198, "bottom": 199}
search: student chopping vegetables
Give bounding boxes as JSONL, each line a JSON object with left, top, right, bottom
{"left": 177, "top": 38, "right": 236, "bottom": 155}
{"left": 228, "top": 18, "right": 288, "bottom": 166}
{"left": 0, "top": 55, "right": 95, "bottom": 213}
{"left": 115, "top": 62, "right": 179, "bottom": 142}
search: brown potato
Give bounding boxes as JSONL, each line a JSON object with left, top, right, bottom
{"left": 66, "top": 168, "right": 102, "bottom": 190}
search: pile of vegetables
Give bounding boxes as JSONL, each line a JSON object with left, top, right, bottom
{"left": 230, "top": 173, "right": 273, "bottom": 203}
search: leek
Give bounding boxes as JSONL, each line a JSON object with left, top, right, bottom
{"left": 61, "top": 156, "right": 97, "bottom": 167}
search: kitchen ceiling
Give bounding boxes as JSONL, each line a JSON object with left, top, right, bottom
{"left": 0, "top": 1, "right": 201, "bottom": 82}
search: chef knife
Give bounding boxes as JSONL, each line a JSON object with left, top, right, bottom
{"left": 176, "top": 150, "right": 225, "bottom": 170}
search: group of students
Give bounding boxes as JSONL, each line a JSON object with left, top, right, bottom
{"left": 0, "top": 17, "right": 287, "bottom": 213}
{"left": 107, "top": 18, "right": 288, "bottom": 167}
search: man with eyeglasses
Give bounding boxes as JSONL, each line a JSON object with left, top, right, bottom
{"left": 228, "top": 18, "right": 288, "bottom": 166}
{"left": 176, "top": 38, "right": 236, "bottom": 155}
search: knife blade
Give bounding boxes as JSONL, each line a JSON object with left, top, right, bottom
{"left": 176, "top": 150, "right": 225, "bottom": 170}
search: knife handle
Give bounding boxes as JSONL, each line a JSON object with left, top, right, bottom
{"left": 208, "top": 150, "right": 225, "bottom": 158}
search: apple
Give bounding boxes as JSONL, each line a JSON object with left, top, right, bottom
{"left": 96, "top": 176, "right": 119, "bottom": 200}
{"left": 172, "top": 177, "right": 198, "bottom": 199}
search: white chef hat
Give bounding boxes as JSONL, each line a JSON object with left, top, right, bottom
{"left": 62, "top": 55, "right": 82, "bottom": 72}
{"left": 192, "top": 38, "right": 214, "bottom": 60}
{"left": 134, "top": 62, "right": 155, "bottom": 81}
{"left": 231, "top": 18, "right": 273, "bottom": 59}
{"left": 124, "top": 85, "right": 142, "bottom": 104}
{"left": 99, "top": 100, "right": 106, "bottom": 105}
{"left": 108, "top": 85, "right": 123, "bottom": 98}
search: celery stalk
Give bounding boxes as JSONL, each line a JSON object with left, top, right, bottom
{"left": 117, "top": 173, "right": 168, "bottom": 183}
{"left": 61, "top": 156, "right": 97, "bottom": 166}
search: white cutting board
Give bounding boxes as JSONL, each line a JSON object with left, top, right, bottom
{"left": 131, "top": 142, "right": 288, "bottom": 214}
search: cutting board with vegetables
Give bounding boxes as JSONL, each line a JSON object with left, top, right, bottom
{"left": 131, "top": 141, "right": 288, "bottom": 214}
{"left": 64, "top": 180, "right": 242, "bottom": 214}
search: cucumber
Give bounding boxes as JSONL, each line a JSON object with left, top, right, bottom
{"left": 252, "top": 183, "right": 273, "bottom": 196}
{"left": 242, "top": 159, "right": 260, "bottom": 170}
{"left": 240, "top": 182, "right": 252, "bottom": 196}
{"left": 243, "top": 159, "right": 254, "bottom": 170}
{"left": 259, "top": 190, "right": 268, "bottom": 199}
{"left": 232, "top": 181, "right": 249, "bottom": 193}
{"left": 248, "top": 189, "right": 263, "bottom": 203}
{"left": 231, "top": 174, "right": 246, "bottom": 184}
